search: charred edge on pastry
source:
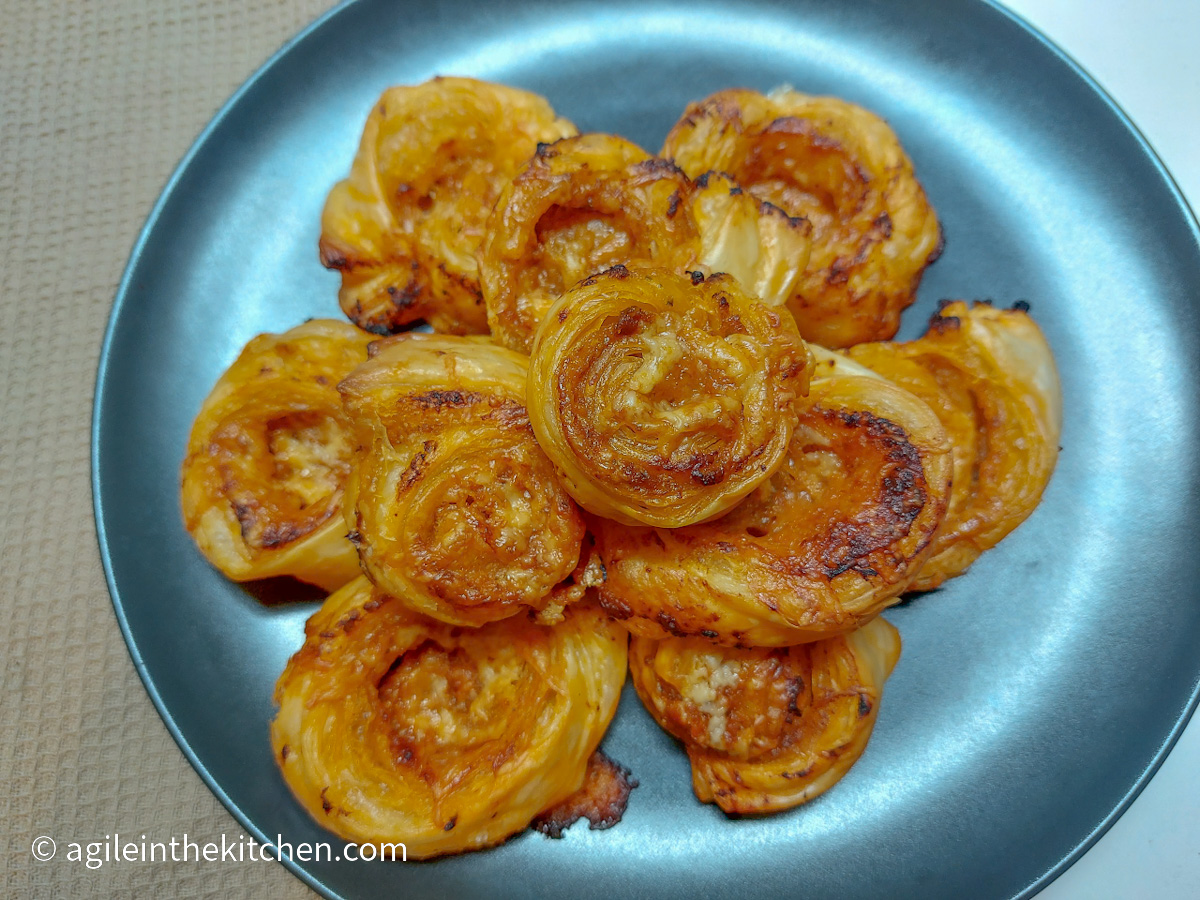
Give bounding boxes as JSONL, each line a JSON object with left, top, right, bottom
{"left": 655, "top": 610, "right": 692, "bottom": 637}
{"left": 818, "top": 409, "right": 927, "bottom": 578}
{"left": 412, "top": 390, "right": 481, "bottom": 409}
{"left": 633, "top": 157, "right": 687, "bottom": 179}
{"left": 318, "top": 243, "right": 349, "bottom": 270}
{"left": 613, "top": 306, "right": 648, "bottom": 336}
{"left": 386, "top": 281, "right": 421, "bottom": 311}
{"left": 401, "top": 440, "right": 437, "bottom": 489}
{"left": 929, "top": 313, "right": 961, "bottom": 334}
{"left": 928, "top": 223, "right": 947, "bottom": 264}
{"left": 759, "top": 199, "right": 810, "bottom": 230}
{"left": 596, "top": 590, "right": 634, "bottom": 621}
{"left": 532, "top": 750, "right": 638, "bottom": 838}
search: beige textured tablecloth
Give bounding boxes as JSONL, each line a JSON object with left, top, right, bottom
{"left": 1, "top": 2, "right": 335, "bottom": 896}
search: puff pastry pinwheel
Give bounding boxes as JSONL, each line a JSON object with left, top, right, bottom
{"left": 180, "top": 319, "right": 372, "bottom": 591}
{"left": 594, "top": 351, "right": 952, "bottom": 645}
{"left": 662, "top": 87, "right": 942, "bottom": 349}
{"left": 319, "top": 77, "right": 576, "bottom": 335}
{"left": 338, "top": 333, "right": 596, "bottom": 626}
{"left": 271, "top": 576, "right": 628, "bottom": 858}
{"left": 528, "top": 265, "right": 812, "bottom": 527}
{"left": 844, "top": 301, "right": 1062, "bottom": 590}
{"left": 629, "top": 616, "right": 900, "bottom": 814}
{"left": 478, "top": 133, "right": 812, "bottom": 353}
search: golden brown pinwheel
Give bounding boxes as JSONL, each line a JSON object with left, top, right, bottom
{"left": 662, "top": 87, "right": 942, "bottom": 348}
{"left": 528, "top": 265, "right": 812, "bottom": 527}
{"left": 845, "top": 300, "right": 1062, "bottom": 590}
{"left": 272, "top": 576, "right": 628, "bottom": 858}
{"left": 593, "top": 350, "right": 952, "bottom": 645}
{"left": 338, "top": 333, "right": 597, "bottom": 626}
{"left": 630, "top": 616, "right": 900, "bottom": 814}
{"left": 478, "top": 133, "right": 812, "bottom": 353}
{"left": 479, "top": 133, "right": 700, "bottom": 353}
{"left": 319, "top": 77, "right": 576, "bottom": 335}
{"left": 180, "top": 319, "right": 373, "bottom": 590}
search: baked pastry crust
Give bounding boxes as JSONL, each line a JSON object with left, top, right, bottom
{"left": 594, "top": 348, "right": 951, "bottom": 645}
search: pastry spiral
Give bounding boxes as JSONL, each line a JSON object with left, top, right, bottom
{"left": 180, "top": 319, "right": 372, "bottom": 590}
{"left": 338, "top": 333, "right": 595, "bottom": 626}
{"left": 594, "top": 353, "right": 952, "bottom": 645}
{"left": 845, "top": 300, "right": 1062, "bottom": 590}
{"left": 271, "top": 576, "right": 628, "bottom": 858}
{"left": 528, "top": 265, "right": 812, "bottom": 527}
{"left": 479, "top": 133, "right": 700, "bottom": 353}
{"left": 662, "top": 87, "right": 942, "bottom": 348}
{"left": 629, "top": 616, "right": 900, "bottom": 815}
{"left": 478, "top": 134, "right": 811, "bottom": 353}
{"left": 319, "top": 77, "right": 576, "bottom": 335}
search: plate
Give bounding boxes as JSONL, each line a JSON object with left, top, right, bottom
{"left": 92, "top": 0, "right": 1200, "bottom": 897}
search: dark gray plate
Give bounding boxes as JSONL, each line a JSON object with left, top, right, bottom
{"left": 92, "top": 0, "right": 1200, "bottom": 897}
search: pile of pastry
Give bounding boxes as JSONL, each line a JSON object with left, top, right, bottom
{"left": 180, "top": 77, "right": 1062, "bottom": 859}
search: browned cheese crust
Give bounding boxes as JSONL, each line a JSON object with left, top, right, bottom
{"left": 532, "top": 750, "right": 638, "bottom": 838}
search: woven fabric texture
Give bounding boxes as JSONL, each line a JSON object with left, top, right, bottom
{"left": 1, "top": 2, "right": 337, "bottom": 896}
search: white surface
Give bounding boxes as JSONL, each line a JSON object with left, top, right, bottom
{"left": 998, "top": 1, "right": 1200, "bottom": 897}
